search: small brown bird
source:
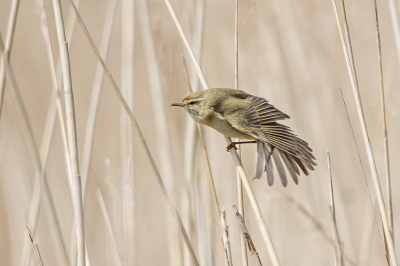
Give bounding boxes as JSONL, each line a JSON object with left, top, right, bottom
{"left": 171, "top": 88, "right": 316, "bottom": 186}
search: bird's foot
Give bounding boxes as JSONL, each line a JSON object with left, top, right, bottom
{"left": 226, "top": 141, "right": 257, "bottom": 152}
{"left": 226, "top": 143, "right": 238, "bottom": 152}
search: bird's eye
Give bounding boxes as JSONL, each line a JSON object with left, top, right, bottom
{"left": 189, "top": 101, "right": 196, "bottom": 105}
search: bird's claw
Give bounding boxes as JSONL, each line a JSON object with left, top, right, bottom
{"left": 226, "top": 143, "right": 238, "bottom": 152}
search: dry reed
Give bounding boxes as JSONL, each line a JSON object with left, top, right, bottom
{"left": 182, "top": 54, "right": 233, "bottom": 265}
{"left": 96, "top": 189, "right": 122, "bottom": 266}
{"left": 27, "top": 226, "right": 44, "bottom": 266}
{"left": 220, "top": 209, "right": 233, "bottom": 266}
{"left": 66, "top": 1, "right": 200, "bottom": 264}
{"left": 2, "top": 0, "right": 399, "bottom": 265}
{"left": 327, "top": 151, "right": 343, "bottom": 265}
{"left": 233, "top": 205, "right": 262, "bottom": 266}
{"left": 120, "top": 0, "right": 135, "bottom": 264}
{"left": 331, "top": 0, "right": 397, "bottom": 264}
{"left": 51, "top": 0, "right": 86, "bottom": 265}
{"left": 371, "top": 0, "right": 393, "bottom": 241}
{"left": 234, "top": 1, "right": 248, "bottom": 265}
{"left": 0, "top": 0, "right": 19, "bottom": 123}
{"left": 137, "top": 0, "right": 183, "bottom": 262}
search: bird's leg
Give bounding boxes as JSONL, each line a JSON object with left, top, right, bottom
{"left": 226, "top": 141, "right": 257, "bottom": 152}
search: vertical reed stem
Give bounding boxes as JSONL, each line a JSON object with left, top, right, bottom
{"left": 0, "top": 0, "right": 20, "bottom": 122}
{"left": 372, "top": 0, "right": 393, "bottom": 242}
{"left": 51, "top": 0, "right": 86, "bottom": 265}
{"left": 163, "top": 1, "right": 280, "bottom": 264}
{"left": 65, "top": 2, "right": 200, "bottom": 264}
{"left": 327, "top": 151, "right": 344, "bottom": 266}
{"left": 331, "top": 0, "right": 397, "bottom": 264}
{"left": 235, "top": 1, "right": 248, "bottom": 265}
{"left": 386, "top": 0, "right": 400, "bottom": 69}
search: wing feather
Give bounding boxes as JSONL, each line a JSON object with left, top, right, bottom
{"left": 218, "top": 92, "right": 316, "bottom": 186}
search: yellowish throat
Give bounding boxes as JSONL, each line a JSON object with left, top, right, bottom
{"left": 171, "top": 88, "right": 316, "bottom": 186}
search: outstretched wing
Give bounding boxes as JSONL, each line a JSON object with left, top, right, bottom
{"left": 220, "top": 94, "right": 289, "bottom": 140}
{"left": 223, "top": 94, "right": 316, "bottom": 186}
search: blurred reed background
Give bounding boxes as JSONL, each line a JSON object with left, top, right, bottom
{"left": 1, "top": 0, "right": 399, "bottom": 265}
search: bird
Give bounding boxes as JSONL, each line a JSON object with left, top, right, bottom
{"left": 171, "top": 88, "right": 316, "bottom": 186}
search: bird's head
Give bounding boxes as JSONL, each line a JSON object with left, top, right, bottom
{"left": 171, "top": 90, "right": 208, "bottom": 121}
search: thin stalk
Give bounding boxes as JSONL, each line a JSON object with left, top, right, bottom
{"left": 4, "top": 28, "right": 69, "bottom": 266}
{"left": 183, "top": 55, "right": 231, "bottom": 266}
{"left": 182, "top": 1, "right": 209, "bottom": 264}
{"left": 339, "top": 89, "right": 386, "bottom": 255}
{"left": 327, "top": 151, "right": 344, "bottom": 266}
{"left": 22, "top": 0, "right": 81, "bottom": 264}
{"left": 19, "top": 0, "right": 80, "bottom": 264}
{"left": 270, "top": 193, "right": 357, "bottom": 266}
{"left": 36, "top": 1, "right": 72, "bottom": 262}
{"left": 181, "top": 2, "right": 213, "bottom": 265}
{"left": 81, "top": 0, "right": 117, "bottom": 200}
{"left": 51, "top": 0, "right": 86, "bottom": 265}
{"left": 120, "top": 0, "right": 135, "bottom": 265}
{"left": 0, "top": 0, "right": 20, "bottom": 122}
{"left": 359, "top": 200, "right": 378, "bottom": 265}
{"left": 196, "top": 122, "right": 221, "bottom": 219}
{"left": 196, "top": 105, "right": 232, "bottom": 266}
{"left": 27, "top": 227, "right": 44, "bottom": 266}
{"left": 235, "top": 0, "right": 239, "bottom": 93}
{"left": 386, "top": 0, "right": 400, "bottom": 69}
{"left": 372, "top": 0, "right": 393, "bottom": 242}
{"left": 76, "top": 1, "right": 117, "bottom": 264}
{"left": 96, "top": 190, "right": 123, "bottom": 266}
{"left": 11, "top": 67, "right": 68, "bottom": 266}
{"left": 226, "top": 137, "right": 280, "bottom": 266}
{"left": 4, "top": 0, "right": 20, "bottom": 61}
{"left": 235, "top": 1, "right": 248, "bottom": 265}
{"left": 37, "top": 0, "right": 69, "bottom": 160}
{"left": 220, "top": 209, "right": 233, "bottom": 266}
{"left": 163, "top": 1, "right": 280, "bottom": 264}
{"left": 0, "top": 32, "right": 3, "bottom": 52}
{"left": 331, "top": 1, "right": 397, "bottom": 264}
{"left": 164, "top": 0, "right": 209, "bottom": 90}
{"left": 237, "top": 176, "right": 246, "bottom": 265}
{"left": 66, "top": 2, "right": 200, "bottom": 264}
{"left": 0, "top": 49, "right": 5, "bottom": 124}
{"left": 136, "top": 0, "right": 182, "bottom": 263}
{"left": 233, "top": 205, "right": 262, "bottom": 266}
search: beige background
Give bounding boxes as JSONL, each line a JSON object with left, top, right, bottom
{"left": 1, "top": 0, "right": 399, "bottom": 265}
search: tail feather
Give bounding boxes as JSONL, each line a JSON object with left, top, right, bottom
{"left": 257, "top": 142, "right": 313, "bottom": 186}
{"left": 255, "top": 141, "right": 265, "bottom": 179}
{"left": 286, "top": 154, "right": 300, "bottom": 175}
{"left": 272, "top": 148, "right": 288, "bottom": 187}
{"left": 280, "top": 150, "right": 299, "bottom": 185}
{"left": 293, "top": 156, "right": 310, "bottom": 176}
{"left": 262, "top": 142, "right": 274, "bottom": 185}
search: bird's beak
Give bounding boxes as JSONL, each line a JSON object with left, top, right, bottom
{"left": 171, "top": 102, "right": 184, "bottom": 107}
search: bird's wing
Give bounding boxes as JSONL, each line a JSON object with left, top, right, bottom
{"left": 222, "top": 94, "right": 300, "bottom": 153}
{"left": 246, "top": 96, "right": 315, "bottom": 167}
{"left": 222, "top": 94, "right": 316, "bottom": 184}
{"left": 249, "top": 95, "right": 290, "bottom": 123}
{"left": 219, "top": 94, "right": 288, "bottom": 138}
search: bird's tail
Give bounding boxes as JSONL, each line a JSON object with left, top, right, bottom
{"left": 254, "top": 140, "right": 315, "bottom": 187}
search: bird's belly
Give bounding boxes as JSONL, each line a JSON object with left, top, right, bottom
{"left": 207, "top": 116, "right": 254, "bottom": 140}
